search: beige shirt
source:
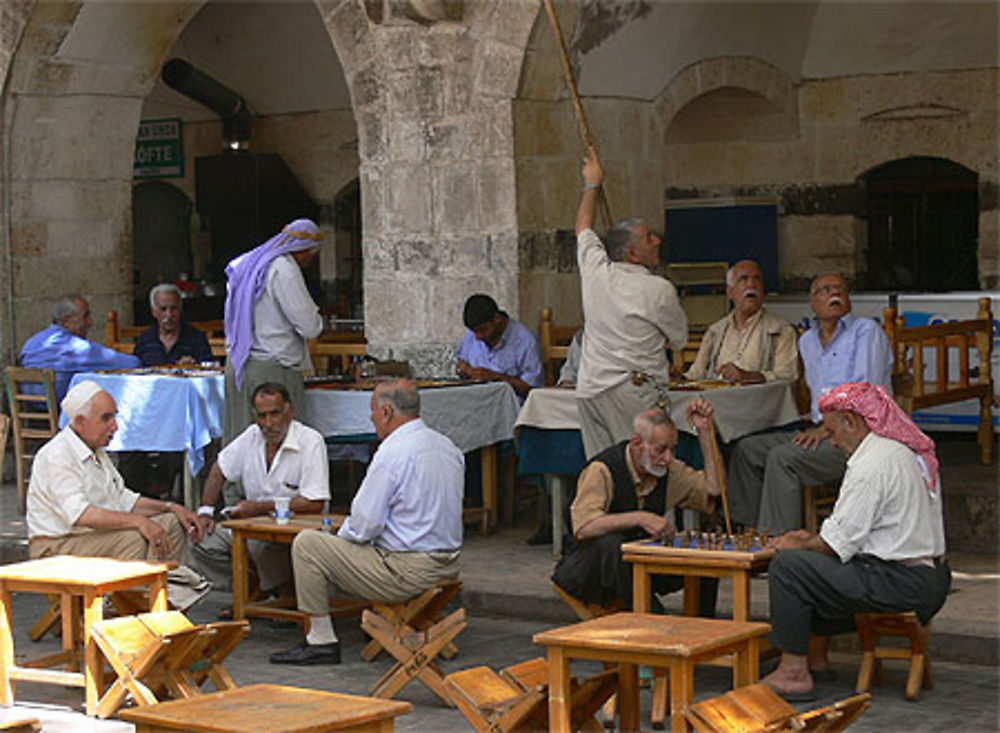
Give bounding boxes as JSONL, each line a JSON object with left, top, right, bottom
{"left": 686, "top": 307, "right": 799, "bottom": 382}
{"left": 821, "top": 433, "right": 946, "bottom": 562}
{"left": 26, "top": 426, "right": 140, "bottom": 539}
{"left": 576, "top": 228, "right": 687, "bottom": 398}
{"left": 571, "top": 444, "right": 714, "bottom": 537}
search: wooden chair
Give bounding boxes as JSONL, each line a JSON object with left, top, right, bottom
{"left": 361, "top": 584, "right": 468, "bottom": 705}
{"left": 686, "top": 683, "right": 871, "bottom": 733}
{"left": 445, "top": 657, "right": 617, "bottom": 733}
{"left": 106, "top": 310, "right": 228, "bottom": 359}
{"left": 855, "top": 611, "right": 933, "bottom": 701}
{"left": 4, "top": 366, "right": 60, "bottom": 514}
{"left": 883, "top": 297, "right": 994, "bottom": 465}
{"left": 89, "top": 609, "right": 249, "bottom": 719}
{"left": 539, "top": 307, "right": 579, "bottom": 386}
{"left": 668, "top": 261, "right": 729, "bottom": 373}
{"left": 802, "top": 484, "right": 838, "bottom": 533}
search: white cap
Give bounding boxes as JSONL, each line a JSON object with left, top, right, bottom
{"left": 61, "top": 380, "right": 104, "bottom": 420}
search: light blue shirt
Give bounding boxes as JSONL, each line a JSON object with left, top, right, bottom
{"left": 456, "top": 317, "right": 544, "bottom": 395}
{"left": 798, "top": 314, "right": 893, "bottom": 422}
{"left": 339, "top": 418, "right": 464, "bottom": 553}
{"left": 20, "top": 324, "right": 141, "bottom": 403}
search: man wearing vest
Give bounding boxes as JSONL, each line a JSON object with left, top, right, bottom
{"left": 552, "top": 400, "right": 723, "bottom": 615}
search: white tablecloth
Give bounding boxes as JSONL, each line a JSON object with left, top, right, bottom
{"left": 516, "top": 381, "right": 802, "bottom": 443}
{"left": 301, "top": 381, "right": 521, "bottom": 453}
{"left": 65, "top": 372, "right": 225, "bottom": 474}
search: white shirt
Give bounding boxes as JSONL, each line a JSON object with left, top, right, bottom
{"left": 249, "top": 254, "right": 324, "bottom": 369}
{"left": 218, "top": 420, "right": 330, "bottom": 503}
{"left": 27, "top": 426, "right": 140, "bottom": 538}
{"left": 339, "top": 418, "right": 464, "bottom": 553}
{"left": 575, "top": 228, "right": 688, "bottom": 398}
{"left": 821, "top": 432, "right": 946, "bottom": 562}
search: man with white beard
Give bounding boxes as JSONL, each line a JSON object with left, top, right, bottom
{"left": 551, "top": 400, "right": 722, "bottom": 615}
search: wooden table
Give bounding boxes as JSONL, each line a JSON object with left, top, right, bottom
{"left": 119, "top": 683, "right": 412, "bottom": 732}
{"left": 0, "top": 556, "right": 169, "bottom": 716}
{"left": 534, "top": 613, "right": 770, "bottom": 733}
{"left": 623, "top": 540, "right": 775, "bottom": 622}
{"left": 222, "top": 514, "right": 352, "bottom": 622}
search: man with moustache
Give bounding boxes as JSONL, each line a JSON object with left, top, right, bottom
{"left": 762, "top": 382, "right": 950, "bottom": 699}
{"left": 134, "top": 284, "right": 213, "bottom": 366}
{"left": 727, "top": 274, "right": 892, "bottom": 533}
{"left": 551, "top": 400, "right": 721, "bottom": 615}
{"left": 685, "top": 260, "right": 798, "bottom": 384}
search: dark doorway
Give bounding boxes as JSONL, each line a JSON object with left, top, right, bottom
{"left": 132, "top": 181, "right": 193, "bottom": 323}
{"left": 860, "top": 157, "right": 978, "bottom": 291}
{"left": 333, "top": 179, "right": 363, "bottom": 318}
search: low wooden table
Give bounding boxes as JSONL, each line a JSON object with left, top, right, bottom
{"left": 534, "top": 612, "right": 770, "bottom": 733}
{"left": 119, "top": 683, "right": 412, "bottom": 732}
{"left": 0, "top": 556, "right": 169, "bottom": 716}
{"left": 222, "top": 514, "right": 364, "bottom": 622}
{"left": 623, "top": 540, "right": 775, "bottom": 621}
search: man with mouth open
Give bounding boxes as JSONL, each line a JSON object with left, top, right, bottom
{"left": 727, "top": 273, "right": 892, "bottom": 533}
{"left": 685, "top": 259, "right": 799, "bottom": 384}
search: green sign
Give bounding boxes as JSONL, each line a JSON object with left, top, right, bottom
{"left": 134, "top": 118, "right": 184, "bottom": 178}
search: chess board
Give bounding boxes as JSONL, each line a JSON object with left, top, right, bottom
{"left": 621, "top": 535, "right": 776, "bottom": 563}
{"left": 102, "top": 365, "right": 223, "bottom": 377}
{"left": 305, "top": 377, "right": 483, "bottom": 391}
{"left": 669, "top": 378, "right": 734, "bottom": 391}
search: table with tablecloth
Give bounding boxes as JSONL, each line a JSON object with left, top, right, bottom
{"left": 515, "top": 381, "right": 802, "bottom": 555}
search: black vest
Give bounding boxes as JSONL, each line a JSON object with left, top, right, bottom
{"left": 564, "top": 441, "right": 669, "bottom": 546}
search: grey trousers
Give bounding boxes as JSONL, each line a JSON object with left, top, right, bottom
{"left": 188, "top": 527, "right": 292, "bottom": 593}
{"left": 728, "top": 431, "right": 847, "bottom": 533}
{"left": 223, "top": 357, "right": 305, "bottom": 504}
{"left": 769, "top": 550, "right": 952, "bottom": 654}
{"left": 292, "top": 530, "right": 460, "bottom": 616}
{"left": 29, "top": 513, "right": 187, "bottom": 564}
{"left": 578, "top": 378, "right": 662, "bottom": 460}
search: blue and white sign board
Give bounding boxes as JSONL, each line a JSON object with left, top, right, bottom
{"left": 767, "top": 291, "right": 999, "bottom": 432}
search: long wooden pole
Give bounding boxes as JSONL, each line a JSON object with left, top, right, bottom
{"left": 708, "top": 419, "right": 733, "bottom": 535}
{"left": 542, "top": 0, "right": 613, "bottom": 230}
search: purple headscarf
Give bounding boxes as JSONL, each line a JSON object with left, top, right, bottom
{"left": 225, "top": 218, "right": 324, "bottom": 387}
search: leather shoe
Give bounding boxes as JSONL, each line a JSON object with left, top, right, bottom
{"left": 270, "top": 641, "right": 341, "bottom": 665}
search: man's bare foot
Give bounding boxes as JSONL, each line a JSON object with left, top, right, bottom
{"left": 762, "top": 666, "right": 814, "bottom": 697}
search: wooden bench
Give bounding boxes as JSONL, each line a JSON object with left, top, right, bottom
{"left": 855, "top": 611, "right": 933, "bottom": 701}
{"left": 883, "top": 297, "right": 994, "bottom": 464}
{"left": 361, "top": 582, "right": 467, "bottom": 705}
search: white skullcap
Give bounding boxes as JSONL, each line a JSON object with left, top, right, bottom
{"left": 61, "top": 380, "right": 105, "bottom": 420}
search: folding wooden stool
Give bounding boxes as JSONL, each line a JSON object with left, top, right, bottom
{"left": 362, "top": 599, "right": 467, "bottom": 705}
{"left": 361, "top": 580, "right": 462, "bottom": 662}
{"left": 855, "top": 611, "right": 933, "bottom": 701}
{"left": 445, "top": 657, "right": 617, "bottom": 733}
{"left": 90, "top": 610, "right": 249, "bottom": 718}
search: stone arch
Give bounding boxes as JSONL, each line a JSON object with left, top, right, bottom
{"left": 656, "top": 56, "right": 797, "bottom": 136}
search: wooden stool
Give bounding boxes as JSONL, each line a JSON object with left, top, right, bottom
{"left": 362, "top": 586, "right": 467, "bottom": 705}
{"left": 0, "top": 719, "right": 41, "bottom": 733}
{"left": 361, "top": 580, "right": 462, "bottom": 662}
{"left": 855, "top": 611, "right": 933, "bottom": 701}
{"left": 686, "top": 683, "right": 871, "bottom": 732}
{"left": 445, "top": 657, "right": 616, "bottom": 733}
{"left": 90, "top": 610, "right": 249, "bottom": 718}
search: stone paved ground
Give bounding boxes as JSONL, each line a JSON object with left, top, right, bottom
{"left": 1, "top": 588, "right": 997, "bottom": 732}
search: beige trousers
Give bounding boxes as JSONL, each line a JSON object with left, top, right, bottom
{"left": 29, "top": 513, "right": 187, "bottom": 564}
{"left": 188, "top": 527, "right": 291, "bottom": 593}
{"left": 577, "top": 378, "right": 663, "bottom": 460}
{"left": 292, "top": 530, "right": 460, "bottom": 616}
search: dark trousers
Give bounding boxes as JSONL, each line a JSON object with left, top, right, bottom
{"left": 768, "top": 549, "right": 952, "bottom": 655}
{"left": 552, "top": 532, "right": 718, "bottom": 617}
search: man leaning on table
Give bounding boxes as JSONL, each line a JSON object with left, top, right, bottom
{"left": 271, "top": 378, "right": 463, "bottom": 665}
{"left": 574, "top": 147, "right": 688, "bottom": 460}
{"left": 189, "top": 382, "right": 329, "bottom": 596}
{"left": 26, "top": 380, "right": 203, "bottom": 563}
{"left": 685, "top": 260, "right": 798, "bottom": 384}
{"left": 727, "top": 273, "right": 892, "bottom": 534}
{"left": 762, "top": 382, "right": 950, "bottom": 699}
{"left": 552, "top": 400, "right": 722, "bottom": 616}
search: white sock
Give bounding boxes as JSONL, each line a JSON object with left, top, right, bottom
{"left": 306, "top": 615, "right": 337, "bottom": 645}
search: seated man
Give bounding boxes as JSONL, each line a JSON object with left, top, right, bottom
{"left": 271, "top": 378, "right": 463, "bottom": 665}
{"left": 26, "top": 380, "right": 202, "bottom": 562}
{"left": 189, "top": 382, "right": 329, "bottom": 595}
{"left": 552, "top": 400, "right": 722, "bottom": 616}
{"left": 727, "top": 273, "right": 892, "bottom": 533}
{"left": 20, "top": 294, "right": 140, "bottom": 402}
{"left": 762, "top": 382, "right": 950, "bottom": 699}
{"left": 685, "top": 260, "right": 798, "bottom": 384}
{"left": 134, "top": 284, "right": 213, "bottom": 366}
{"left": 456, "top": 293, "right": 543, "bottom": 399}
